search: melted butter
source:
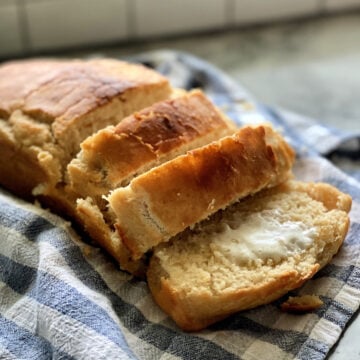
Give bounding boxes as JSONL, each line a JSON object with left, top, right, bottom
{"left": 210, "top": 212, "right": 317, "bottom": 265}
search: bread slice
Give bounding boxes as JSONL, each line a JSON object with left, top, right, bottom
{"left": 0, "top": 58, "right": 171, "bottom": 210}
{"left": 147, "top": 180, "right": 352, "bottom": 331}
{"left": 108, "top": 124, "right": 295, "bottom": 260}
{"left": 71, "top": 90, "right": 236, "bottom": 276}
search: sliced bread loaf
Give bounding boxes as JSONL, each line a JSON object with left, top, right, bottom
{"left": 147, "top": 180, "right": 352, "bottom": 331}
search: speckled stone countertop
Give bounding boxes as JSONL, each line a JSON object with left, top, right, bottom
{"left": 58, "top": 12, "right": 360, "bottom": 359}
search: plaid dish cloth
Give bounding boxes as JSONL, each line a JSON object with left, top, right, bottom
{"left": 0, "top": 50, "right": 359, "bottom": 360}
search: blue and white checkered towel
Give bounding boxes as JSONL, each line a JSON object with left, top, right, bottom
{"left": 0, "top": 50, "right": 359, "bottom": 360}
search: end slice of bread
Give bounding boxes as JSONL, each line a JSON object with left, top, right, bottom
{"left": 108, "top": 124, "right": 295, "bottom": 260}
{"left": 147, "top": 180, "right": 351, "bottom": 331}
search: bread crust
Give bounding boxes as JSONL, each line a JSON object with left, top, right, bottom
{"left": 0, "top": 58, "right": 170, "bottom": 122}
{"left": 147, "top": 180, "right": 351, "bottom": 331}
{"left": 109, "top": 125, "right": 295, "bottom": 259}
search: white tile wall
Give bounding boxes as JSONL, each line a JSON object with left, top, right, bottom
{"left": 233, "top": 0, "right": 319, "bottom": 25}
{"left": 25, "top": 0, "right": 128, "bottom": 51}
{"left": 0, "top": 2, "right": 24, "bottom": 57}
{"left": 133, "top": 0, "right": 228, "bottom": 38}
{"left": 1, "top": 0, "right": 359, "bottom": 59}
{"left": 324, "top": 0, "right": 360, "bottom": 11}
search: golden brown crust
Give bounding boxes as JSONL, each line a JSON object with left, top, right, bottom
{"left": 0, "top": 59, "right": 67, "bottom": 118}
{"left": 109, "top": 124, "right": 295, "bottom": 259}
{"left": 0, "top": 58, "right": 169, "bottom": 122}
{"left": 114, "top": 89, "right": 232, "bottom": 151}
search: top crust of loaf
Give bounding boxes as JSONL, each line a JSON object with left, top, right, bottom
{"left": 108, "top": 124, "right": 295, "bottom": 259}
{"left": 67, "top": 89, "right": 236, "bottom": 201}
{"left": 147, "top": 180, "right": 352, "bottom": 331}
{"left": 0, "top": 58, "right": 169, "bottom": 121}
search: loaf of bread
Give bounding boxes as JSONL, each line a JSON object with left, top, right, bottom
{"left": 147, "top": 180, "right": 352, "bottom": 331}
{"left": 0, "top": 58, "right": 171, "bottom": 214}
{"left": 108, "top": 124, "right": 295, "bottom": 260}
{"left": 71, "top": 89, "right": 236, "bottom": 275}
{"left": 0, "top": 58, "right": 352, "bottom": 332}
